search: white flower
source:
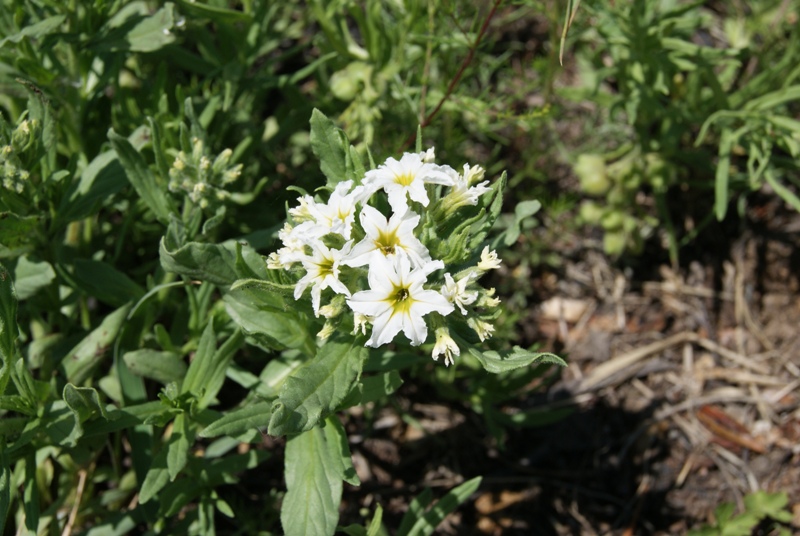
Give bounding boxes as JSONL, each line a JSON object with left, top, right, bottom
{"left": 288, "top": 181, "right": 364, "bottom": 240}
{"left": 344, "top": 205, "right": 431, "bottom": 268}
{"left": 306, "top": 180, "right": 364, "bottom": 240}
{"left": 294, "top": 242, "right": 352, "bottom": 316}
{"left": 441, "top": 164, "right": 491, "bottom": 212}
{"left": 467, "top": 317, "right": 495, "bottom": 342}
{"left": 477, "top": 246, "right": 502, "bottom": 271}
{"left": 441, "top": 273, "right": 478, "bottom": 315}
{"left": 267, "top": 223, "right": 310, "bottom": 269}
{"left": 362, "top": 152, "right": 455, "bottom": 215}
{"left": 317, "top": 321, "right": 336, "bottom": 341}
{"left": 420, "top": 147, "right": 436, "bottom": 163}
{"left": 432, "top": 327, "right": 460, "bottom": 366}
{"left": 347, "top": 255, "right": 454, "bottom": 347}
{"left": 353, "top": 313, "right": 369, "bottom": 336}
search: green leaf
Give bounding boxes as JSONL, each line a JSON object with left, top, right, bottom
{"left": 0, "top": 448, "right": 9, "bottom": 534}
{"left": 181, "top": 324, "right": 244, "bottom": 409}
{"left": 504, "top": 199, "right": 542, "bottom": 246}
{"left": 72, "top": 259, "right": 145, "bottom": 307}
{"left": 0, "top": 263, "right": 18, "bottom": 372}
{"left": 160, "top": 236, "right": 267, "bottom": 288}
{"left": 399, "top": 477, "right": 482, "bottom": 536}
{"left": 224, "top": 283, "right": 313, "bottom": 353}
{"left": 468, "top": 347, "right": 566, "bottom": 374}
{"left": 139, "top": 442, "right": 171, "bottom": 504}
{"left": 175, "top": 0, "right": 253, "bottom": 23}
{"left": 123, "top": 349, "right": 186, "bottom": 384}
{"left": 358, "top": 371, "right": 403, "bottom": 405}
{"left": 397, "top": 488, "right": 433, "bottom": 536}
{"left": 0, "top": 15, "right": 65, "bottom": 47}
{"left": 268, "top": 336, "right": 367, "bottom": 436}
{"left": 23, "top": 452, "right": 39, "bottom": 533}
{"left": 743, "top": 491, "right": 792, "bottom": 523}
{"left": 310, "top": 109, "right": 348, "bottom": 187}
{"left": 93, "top": 2, "right": 176, "bottom": 52}
{"left": 0, "top": 213, "right": 39, "bottom": 250}
{"left": 281, "top": 417, "right": 355, "bottom": 536}
{"left": 167, "top": 413, "right": 193, "bottom": 481}
{"left": 109, "top": 128, "right": 174, "bottom": 223}
{"left": 12, "top": 256, "right": 55, "bottom": 300}
{"left": 199, "top": 401, "right": 272, "bottom": 438}
{"left": 57, "top": 151, "right": 128, "bottom": 225}
{"left": 63, "top": 384, "right": 109, "bottom": 423}
{"left": 715, "top": 128, "right": 734, "bottom": 221}
{"left": 62, "top": 304, "right": 132, "bottom": 384}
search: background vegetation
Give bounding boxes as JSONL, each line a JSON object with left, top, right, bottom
{"left": 1, "top": 0, "right": 798, "bottom": 534}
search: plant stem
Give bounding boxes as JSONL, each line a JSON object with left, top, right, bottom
{"left": 400, "top": 0, "right": 502, "bottom": 152}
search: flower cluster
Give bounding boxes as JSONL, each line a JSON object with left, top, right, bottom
{"left": 1, "top": 119, "right": 40, "bottom": 195}
{"left": 168, "top": 137, "right": 242, "bottom": 210}
{"left": 268, "top": 148, "right": 502, "bottom": 366}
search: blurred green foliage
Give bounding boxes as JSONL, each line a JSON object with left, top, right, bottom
{"left": 567, "top": 0, "right": 800, "bottom": 260}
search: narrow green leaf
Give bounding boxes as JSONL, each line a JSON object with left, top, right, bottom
{"left": 82, "top": 400, "right": 164, "bottom": 437}
{"left": 0, "top": 263, "right": 18, "bottom": 372}
{"left": 181, "top": 322, "right": 215, "bottom": 396}
{"left": 24, "top": 452, "right": 39, "bottom": 533}
{"left": 139, "top": 443, "right": 170, "bottom": 504}
{"left": 0, "top": 449, "right": 9, "bottom": 534}
{"left": 109, "top": 128, "right": 174, "bottom": 223}
{"left": 397, "top": 488, "right": 433, "bottom": 536}
{"left": 401, "top": 477, "right": 482, "bottom": 536}
{"left": 268, "top": 336, "right": 367, "bottom": 436}
{"left": 57, "top": 151, "right": 127, "bottom": 225}
{"left": 367, "top": 504, "right": 384, "bottom": 536}
{"left": 0, "top": 15, "right": 65, "bottom": 47}
{"left": 0, "top": 213, "right": 39, "bottom": 250}
{"left": 765, "top": 171, "right": 800, "bottom": 213}
{"left": 182, "top": 325, "right": 244, "bottom": 409}
{"left": 199, "top": 401, "right": 272, "bottom": 438}
{"left": 72, "top": 259, "right": 145, "bottom": 307}
{"left": 62, "top": 304, "right": 133, "bottom": 384}
{"left": 310, "top": 109, "right": 348, "bottom": 186}
{"left": 167, "top": 413, "right": 193, "bottom": 481}
{"left": 468, "top": 347, "right": 566, "bottom": 374}
{"left": 123, "top": 349, "right": 187, "bottom": 384}
{"left": 715, "top": 128, "right": 734, "bottom": 221}
{"left": 281, "top": 418, "right": 353, "bottom": 536}
{"left": 175, "top": 0, "right": 253, "bottom": 23}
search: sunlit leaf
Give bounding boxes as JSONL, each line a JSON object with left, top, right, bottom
{"left": 268, "top": 336, "right": 367, "bottom": 436}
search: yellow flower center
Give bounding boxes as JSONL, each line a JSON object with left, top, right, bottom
{"left": 391, "top": 286, "right": 412, "bottom": 314}
{"left": 375, "top": 228, "right": 399, "bottom": 255}
{"left": 394, "top": 172, "right": 415, "bottom": 186}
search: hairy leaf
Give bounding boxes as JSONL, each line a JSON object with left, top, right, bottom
{"left": 468, "top": 347, "right": 566, "bottom": 374}
{"left": 123, "top": 350, "right": 187, "bottom": 384}
{"left": 268, "top": 337, "right": 367, "bottom": 436}
{"left": 109, "top": 128, "right": 174, "bottom": 223}
{"left": 310, "top": 109, "right": 348, "bottom": 187}
{"left": 200, "top": 401, "right": 272, "bottom": 438}
{"left": 281, "top": 417, "right": 356, "bottom": 536}
{"left": 62, "top": 304, "right": 132, "bottom": 384}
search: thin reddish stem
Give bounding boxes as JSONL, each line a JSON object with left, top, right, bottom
{"left": 400, "top": 0, "right": 503, "bottom": 152}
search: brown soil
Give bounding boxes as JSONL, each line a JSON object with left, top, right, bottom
{"left": 336, "top": 187, "right": 800, "bottom": 535}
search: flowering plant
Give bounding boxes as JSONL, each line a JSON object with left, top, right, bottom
{"left": 267, "top": 139, "right": 503, "bottom": 366}
{"left": 157, "top": 111, "right": 564, "bottom": 535}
